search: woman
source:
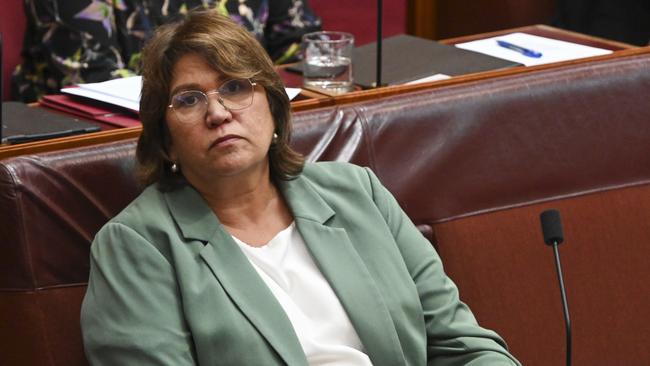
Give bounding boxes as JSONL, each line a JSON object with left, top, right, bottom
{"left": 13, "top": 0, "right": 320, "bottom": 102}
{"left": 80, "top": 9, "right": 521, "bottom": 366}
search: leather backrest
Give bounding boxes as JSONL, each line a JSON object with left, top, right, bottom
{"left": 0, "top": 140, "right": 138, "bottom": 290}
{"left": 292, "top": 53, "right": 650, "bottom": 365}
{"left": 309, "top": 53, "right": 650, "bottom": 224}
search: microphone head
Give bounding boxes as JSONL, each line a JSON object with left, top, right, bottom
{"left": 540, "top": 209, "right": 564, "bottom": 245}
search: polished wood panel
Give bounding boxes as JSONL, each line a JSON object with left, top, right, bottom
{"left": 436, "top": 0, "right": 556, "bottom": 39}
{"left": 408, "top": 0, "right": 555, "bottom": 40}
{"left": 407, "top": 0, "right": 437, "bottom": 39}
{"left": 0, "top": 126, "right": 142, "bottom": 159}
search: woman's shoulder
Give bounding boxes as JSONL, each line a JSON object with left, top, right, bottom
{"left": 104, "top": 184, "right": 171, "bottom": 232}
{"left": 299, "top": 162, "right": 375, "bottom": 195}
{"left": 91, "top": 184, "right": 184, "bottom": 258}
{"left": 302, "top": 161, "right": 369, "bottom": 180}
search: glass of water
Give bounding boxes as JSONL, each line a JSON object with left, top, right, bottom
{"left": 302, "top": 31, "right": 354, "bottom": 95}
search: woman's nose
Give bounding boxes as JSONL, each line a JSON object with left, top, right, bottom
{"left": 205, "top": 95, "right": 232, "bottom": 127}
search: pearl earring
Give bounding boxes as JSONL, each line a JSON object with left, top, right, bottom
{"left": 171, "top": 163, "right": 179, "bottom": 173}
{"left": 272, "top": 132, "right": 279, "bottom": 142}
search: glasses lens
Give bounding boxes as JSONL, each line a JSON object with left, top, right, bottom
{"left": 218, "top": 79, "right": 254, "bottom": 110}
{"left": 171, "top": 91, "right": 207, "bottom": 123}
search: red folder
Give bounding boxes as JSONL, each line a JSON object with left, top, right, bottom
{"left": 40, "top": 94, "right": 141, "bottom": 128}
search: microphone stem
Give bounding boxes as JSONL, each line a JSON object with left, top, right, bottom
{"left": 553, "top": 242, "right": 572, "bottom": 366}
{"left": 376, "top": 0, "right": 383, "bottom": 87}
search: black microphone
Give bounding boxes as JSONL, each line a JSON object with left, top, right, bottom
{"left": 375, "top": 0, "right": 383, "bottom": 88}
{"left": 540, "top": 209, "right": 572, "bottom": 366}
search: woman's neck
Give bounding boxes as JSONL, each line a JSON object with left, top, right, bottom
{"left": 192, "top": 164, "right": 293, "bottom": 244}
{"left": 198, "top": 163, "right": 274, "bottom": 216}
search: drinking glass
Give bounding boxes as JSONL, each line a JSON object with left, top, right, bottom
{"left": 302, "top": 31, "right": 354, "bottom": 95}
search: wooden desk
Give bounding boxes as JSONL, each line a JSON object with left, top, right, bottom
{"left": 439, "top": 24, "right": 634, "bottom": 50}
{"left": 290, "top": 25, "right": 638, "bottom": 110}
{"left": 0, "top": 25, "right": 642, "bottom": 160}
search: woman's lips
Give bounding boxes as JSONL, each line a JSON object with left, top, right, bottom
{"left": 210, "top": 135, "right": 241, "bottom": 148}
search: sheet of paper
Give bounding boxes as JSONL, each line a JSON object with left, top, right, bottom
{"left": 405, "top": 74, "right": 451, "bottom": 85}
{"left": 455, "top": 32, "right": 613, "bottom": 67}
{"left": 62, "top": 76, "right": 142, "bottom": 112}
{"left": 62, "top": 76, "right": 302, "bottom": 112}
{"left": 285, "top": 87, "right": 301, "bottom": 100}
{"left": 62, "top": 85, "right": 140, "bottom": 112}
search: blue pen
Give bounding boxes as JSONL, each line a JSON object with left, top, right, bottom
{"left": 496, "top": 40, "right": 543, "bottom": 58}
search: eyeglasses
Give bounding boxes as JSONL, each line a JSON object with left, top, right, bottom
{"left": 168, "top": 79, "right": 257, "bottom": 124}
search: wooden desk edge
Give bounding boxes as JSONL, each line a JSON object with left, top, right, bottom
{"left": 532, "top": 25, "right": 637, "bottom": 50}
{"left": 3, "top": 42, "right": 648, "bottom": 160}
{"left": 0, "top": 98, "right": 329, "bottom": 159}
{"left": 0, "top": 126, "right": 142, "bottom": 160}
{"left": 440, "top": 24, "right": 636, "bottom": 50}
{"left": 306, "top": 46, "right": 650, "bottom": 109}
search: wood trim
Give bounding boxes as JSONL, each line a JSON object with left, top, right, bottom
{"left": 441, "top": 24, "right": 636, "bottom": 50}
{"left": 407, "top": 0, "right": 437, "bottom": 39}
{"left": 292, "top": 46, "right": 650, "bottom": 110}
{"left": 0, "top": 126, "right": 142, "bottom": 160}
{"left": 0, "top": 99, "right": 331, "bottom": 159}
{"left": 533, "top": 24, "right": 637, "bottom": 49}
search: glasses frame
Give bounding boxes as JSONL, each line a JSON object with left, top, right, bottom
{"left": 167, "top": 79, "right": 257, "bottom": 124}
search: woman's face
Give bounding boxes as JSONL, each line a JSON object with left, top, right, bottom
{"left": 165, "top": 53, "right": 275, "bottom": 187}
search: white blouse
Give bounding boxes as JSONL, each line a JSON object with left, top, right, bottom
{"left": 233, "top": 223, "right": 373, "bottom": 366}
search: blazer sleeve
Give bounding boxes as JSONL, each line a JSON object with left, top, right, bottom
{"left": 363, "top": 167, "right": 521, "bottom": 366}
{"left": 80, "top": 222, "right": 196, "bottom": 365}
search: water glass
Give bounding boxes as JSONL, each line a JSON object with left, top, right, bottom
{"left": 302, "top": 31, "right": 354, "bottom": 95}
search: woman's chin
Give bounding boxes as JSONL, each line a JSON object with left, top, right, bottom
{"left": 208, "top": 156, "right": 268, "bottom": 179}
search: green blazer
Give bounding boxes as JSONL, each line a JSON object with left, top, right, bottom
{"left": 81, "top": 162, "right": 519, "bottom": 366}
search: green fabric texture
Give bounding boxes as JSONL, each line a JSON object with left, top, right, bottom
{"left": 81, "top": 162, "right": 520, "bottom": 365}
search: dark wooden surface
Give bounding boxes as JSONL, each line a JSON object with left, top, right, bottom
{"left": 408, "top": 0, "right": 556, "bottom": 40}
{"left": 1, "top": 26, "right": 643, "bottom": 159}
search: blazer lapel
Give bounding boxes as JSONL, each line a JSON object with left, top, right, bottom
{"left": 280, "top": 177, "right": 407, "bottom": 366}
{"left": 164, "top": 185, "right": 308, "bottom": 366}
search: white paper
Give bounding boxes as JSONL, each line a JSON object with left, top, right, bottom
{"left": 62, "top": 76, "right": 303, "bottom": 113}
{"left": 62, "top": 76, "right": 142, "bottom": 112}
{"left": 285, "top": 87, "right": 301, "bottom": 100}
{"left": 405, "top": 74, "right": 451, "bottom": 85}
{"left": 455, "top": 32, "right": 612, "bottom": 67}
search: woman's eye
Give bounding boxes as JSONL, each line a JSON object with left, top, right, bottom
{"left": 176, "top": 93, "right": 201, "bottom": 107}
{"left": 221, "top": 80, "right": 244, "bottom": 95}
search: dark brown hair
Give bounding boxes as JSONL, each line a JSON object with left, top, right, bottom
{"left": 136, "top": 8, "right": 304, "bottom": 191}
